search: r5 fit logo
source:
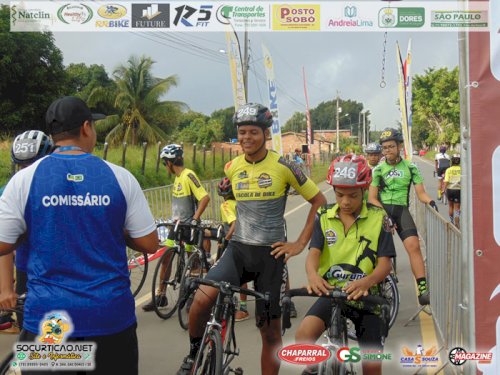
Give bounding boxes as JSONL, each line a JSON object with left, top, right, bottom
{"left": 173, "top": 5, "right": 212, "bottom": 27}
{"left": 337, "top": 347, "right": 361, "bottom": 363}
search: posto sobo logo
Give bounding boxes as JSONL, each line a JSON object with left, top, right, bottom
{"left": 273, "top": 4, "right": 320, "bottom": 30}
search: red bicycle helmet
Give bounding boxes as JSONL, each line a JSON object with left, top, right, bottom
{"left": 217, "top": 177, "right": 234, "bottom": 198}
{"left": 327, "top": 154, "right": 372, "bottom": 188}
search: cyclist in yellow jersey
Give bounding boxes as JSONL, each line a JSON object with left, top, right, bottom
{"left": 443, "top": 154, "right": 461, "bottom": 227}
{"left": 296, "top": 154, "right": 395, "bottom": 375}
{"left": 177, "top": 103, "right": 326, "bottom": 375}
{"left": 142, "top": 144, "right": 210, "bottom": 312}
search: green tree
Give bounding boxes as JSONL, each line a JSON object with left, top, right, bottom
{"left": 0, "top": 5, "right": 65, "bottom": 134}
{"left": 283, "top": 112, "right": 306, "bottom": 133}
{"left": 412, "top": 67, "right": 460, "bottom": 148}
{"left": 89, "top": 55, "right": 187, "bottom": 145}
{"left": 210, "top": 106, "right": 235, "bottom": 141}
{"left": 310, "top": 99, "right": 365, "bottom": 135}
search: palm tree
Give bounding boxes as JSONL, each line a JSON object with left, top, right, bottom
{"left": 89, "top": 55, "right": 187, "bottom": 145}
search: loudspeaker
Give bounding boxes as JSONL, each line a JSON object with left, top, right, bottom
{"left": 301, "top": 144, "right": 309, "bottom": 154}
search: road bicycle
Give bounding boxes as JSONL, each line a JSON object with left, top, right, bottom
{"left": 185, "top": 278, "right": 270, "bottom": 375}
{"left": 178, "top": 224, "right": 225, "bottom": 330}
{"left": 127, "top": 221, "right": 174, "bottom": 297}
{"left": 0, "top": 295, "right": 25, "bottom": 375}
{"left": 282, "top": 288, "right": 390, "bottom": 375}
{"left": 433, "top": 170, "right": 448, "bottom": 205}
{"left": 151, "top": 220, "right": 222, "bottom": 320}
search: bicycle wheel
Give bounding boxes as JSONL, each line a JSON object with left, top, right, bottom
{"left": 0, "top": 352, "right": 16, "bottom": 375}
{"left": 193, "top": 329, "right": 222, "bottom": 375}
{"left": 178, "top": 251, "right": 207, "bottom": 330}
{"left": 151, "top": 247, "right": 182, "bottom": 319}
{"left": 381, "top": 274, "right": 400, "bottom": 329}
{"left": 127, "top": 248, "right": 148, "bottom": 297}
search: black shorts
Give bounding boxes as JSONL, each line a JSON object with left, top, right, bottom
{"left": 18, "top": 323, "right": 138, "bottom": 375}
{"left": 206, "top": 241, "right": 288, "bottom": 324}
{"left": 306, "top": 298, "right": 384, "bottom": 350}
{"left": 437, "top": 167, "right": 448, "bottom": 178}
{"left": 382, "top": 204, "right": 418, "bottom": 241}
{"left": 446, "top": 189, "right": 461, "bottom": 203}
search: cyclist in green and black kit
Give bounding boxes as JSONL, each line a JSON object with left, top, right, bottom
{"left": 368, "top": 128, "right": 437, "bottom": 305}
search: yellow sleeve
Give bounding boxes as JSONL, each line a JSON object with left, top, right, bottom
{"left": 186, "top": 172, "right": 208, "bottom": 201}
{"left": 220, "top": 200, "right": 237, "bottom": 225}
{"left": 444, "top": 169, "right": 450, "bottom": 183}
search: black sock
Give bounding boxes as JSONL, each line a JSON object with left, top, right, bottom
{"left": 189, "top": 336, "right": 202, "bottom": 358}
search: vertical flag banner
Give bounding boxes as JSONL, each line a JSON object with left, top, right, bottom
{"left": 470, "top": 0, "right": 500, "bottom": 372}
{"left": 225, "top": 27, "right": 246, "bottom": 109}
{"left": 262, "top": 43, "right": 283, "bottom": 155}
{"left": 404, "top": 39, "right": 413, "bottom": 146}
{"left": 396, "top": 42, "right": 412, "bottom": 160}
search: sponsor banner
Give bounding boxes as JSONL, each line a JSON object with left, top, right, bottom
{"left": 9, "top": 2, "right": 493, "bottom": 32}
{"left": 225, "top": 28, "right": 246, "bottom": 109}
{"left": 400, "top": 345, "right": 440, "bottom": 369}
{"left": 262, "top": 44, "right": 283, "bottom": 155}
{"left": 272, "top": 3, "right": 320, "bottom": 31}
{"left": 396, "top": 43, "right": 411, "bottom": 160}
{"left": 469, "top": 11, "right": 500, "bottom": 374}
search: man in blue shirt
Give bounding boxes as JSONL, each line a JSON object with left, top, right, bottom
{"left": 0, "top": 96, "right": 159, "bottom": 374}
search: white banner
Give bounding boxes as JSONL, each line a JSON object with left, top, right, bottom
{"left": 9, "top": 1, "right": 491, "bottom": 32}
{"left": 225, "top": 28, "right": 246, "bottom": 109}
{"left": 262, "top": 43, "right": 283, "bottom": 155}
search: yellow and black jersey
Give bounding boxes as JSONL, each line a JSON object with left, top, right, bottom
{"left": 171, "top": 168, "right": 208, "bottom": 222}
{"left": 224, "top": 150, "right": 319, "bottom": 246}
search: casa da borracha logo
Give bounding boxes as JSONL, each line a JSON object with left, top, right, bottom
{"left": 57, "top": 3, "right": 93, "bottom": 24}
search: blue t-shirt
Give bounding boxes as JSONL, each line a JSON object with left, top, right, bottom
{"left": 0, "top": 153, "right": 156, "bottom": 336}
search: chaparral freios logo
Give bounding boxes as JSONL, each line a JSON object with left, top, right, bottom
{"left": 278, "top": 344, "right": 330, "bottom": 365}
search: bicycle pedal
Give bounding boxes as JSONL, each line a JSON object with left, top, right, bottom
{"left": 230, "top": 367, "right": 243, "bottom": 375}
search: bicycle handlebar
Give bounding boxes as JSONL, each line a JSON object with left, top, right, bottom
{"left": 190, "top": 278, "right": 270, "bottom": 304}
{"left": 281, "top": 288, "right": 390, "bottom": 334}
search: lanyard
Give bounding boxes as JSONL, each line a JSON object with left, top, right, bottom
{"left": 54, "top": 146, "right": 83, "bottom": 153}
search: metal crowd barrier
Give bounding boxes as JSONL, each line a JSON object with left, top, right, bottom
{"left": 412, "top": 198, "right": 468, "bottom": 374}
{"left": 142, "top": 178, "right": 225, "bottom": 223}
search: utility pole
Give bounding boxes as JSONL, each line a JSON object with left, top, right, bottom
{"left": 363, "top": 111, "right": 366, "bottom": 147}
{"left": 336, "top": 92, "right": 340, "bottom": 153}
{"left": 358, "top": 111, "right": 362, "bottom": 146}
{"left": 242, "top": 29, "right": 249, "bottom": 100}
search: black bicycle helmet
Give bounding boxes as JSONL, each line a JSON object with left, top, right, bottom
{"left": 217, "top": 177, "right": 234, "bottom": 199}
{"left": 451, "top": 153, "right": 460, "bottom": 165}
{"left": 11, "top": 130, "right": 53, "bottom": 165}
{"left": 379, "top": 128, "right": 404, "bottom": 144}
{"left": 233, "top": 103, "right": 273, "bottom": 129}
{"left": 365, "top": 143, "right": 382, "bottom": 154}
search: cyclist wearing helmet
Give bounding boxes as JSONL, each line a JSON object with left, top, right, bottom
{"left": 0, "top": 130, "right": 54, "bottom": 332}
{"left": 177, "top": 103, "right": 326, "bottom": 375}
{"left": 296, "top": 154, "right": 395, "bottom": 375}
{"left": 443, "top": 154, "right": 461, "bottom": 227}
{"left": 365, "top": 142, "right": 383, "bottom": 169}
{"left": 435, "top": 146, "right": 451, "bottom": 201}
{"left": 369, "top": 128, "right": 436, "bottom": 305}
{"left": 142, "top": 143, "right": 210, "bottom": 312}
{"left": 0, "top": 96, "right": 158, "bottom": 374}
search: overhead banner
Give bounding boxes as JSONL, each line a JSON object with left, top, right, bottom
{"left": 469, "top": 0, "right": 500, "bottom": 373}
{"left": 9, "top": 1, "right": 491, "bottom": 32}
{"left": 262, "top": 43, "right": 283, "bottom": 155}
{"left": 396, "top": 42, "right": 412, "bottom": 160}
{"left": 225, "top": 27, "right": 246, "bottom": 109}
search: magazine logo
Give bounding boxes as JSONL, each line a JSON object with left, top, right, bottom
{"left": 173, "top": 5, "right": 212, "bottom": 27}
{"left": 278, "top": 344, "right": 330, "bottom": 365}
{"left": 57, "top": 3, "right": 93, "bottom": 25}
{"left": 273, "top": 4, "right": 320, "bottom": 31}
{"left": 132, "top": 3, "right": 169, "bottom": 28}
{"left": 448, "top": 347, "right": 493, "bottom": 366}
{"left": 328, "top": 5, "right": 374, "bottom": 28}
{"left": 379, "top": 7, "right": 425, "bottom": 28}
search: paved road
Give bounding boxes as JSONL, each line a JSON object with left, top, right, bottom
{"left": 0, "top": 156, "right": 450, "bottom": 374}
